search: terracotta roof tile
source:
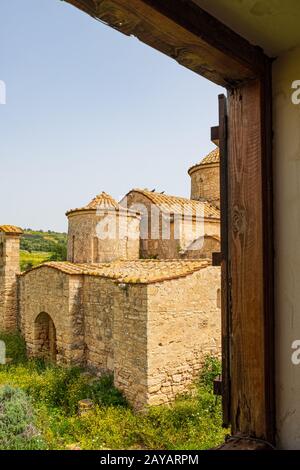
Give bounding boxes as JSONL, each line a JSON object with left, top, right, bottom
{"left": 0, "top": 225, "right": 23, "bottom": 235}
{"left": 124, "top": 189, "right": 220, "bottom": 219}
{"left": 20, "top": 259, "right": 211, "bottom": 284}
{"left": 66, "top": 192, "right": 139, "bottom": 217}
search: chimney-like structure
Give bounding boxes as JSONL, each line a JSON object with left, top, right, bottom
{"left": 188, "top": 148, "right": 220, "bottom": 209}
{"left": 0, "top": 225, "right": 23, "bottom": 331}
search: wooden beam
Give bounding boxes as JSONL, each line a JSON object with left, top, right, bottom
{"left": 64, "top": 0, "right": 97, "bottom": 16}
{"left": 211, "top": 125, "right": 219, "bottom": 146}
{"left": 218, "top": 94, "right": 231, "bottom": 428}
{"left": 64, "top": 0, "right": 268, "bottom": 87}
{"left": 227, "top": 76, "right": 274, "bottom": 442}
{"left": 212, "top": 251, "right": 222, "bottom": 267}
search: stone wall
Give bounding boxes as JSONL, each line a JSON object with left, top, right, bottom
{"left": 146, "top": 266, "right": 221, "bottom": 406}
{"left": 190, "top": 163, "right": 220, "bottom": 208}
{"left": 113, "top": 284, "right": 148, "bottom": 410}
{"left": 83, "top": 276, "right": 116, "bottom": 373}
{"left": 19, "top": 268, "right": 84, "bottom": 365}
{"left": 18, "top": 263, "right": 221, "bottom": 411}
{"left": 0, "top": 234, "right": 21, "bottom": 331}
{"left": 123, "top": 191, "right": 219, "bottom": 260}
{"left": 67, "top": 211, "right": 140, "bottom": 263}
{"left": 181, "top": 235, "right": 221, "bottom": 260}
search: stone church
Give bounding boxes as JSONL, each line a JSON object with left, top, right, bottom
{"left": 0, "top": 148, "right": 221, "bottom": 409}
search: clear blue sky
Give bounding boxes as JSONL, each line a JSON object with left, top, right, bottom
{"left": 0, "top": 0, "right": 223, "bottom": 232}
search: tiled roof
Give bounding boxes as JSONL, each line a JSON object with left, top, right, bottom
{"left": 20, "top": 259, "right": 211, "bottom": 284}
{"left": 66, "top": 192, "right": 139, "bottom": 217}
{"left": 124, "top": 189, "right": 220, "bottom": 219}
{"left": 85, "top": 192, "right": 119, "bottom": 210}
{"left": 0, "top": 225, "right": 23, "bottom": 235}
{"left": 188, "top": 148, "right": 220, "bottom": 174}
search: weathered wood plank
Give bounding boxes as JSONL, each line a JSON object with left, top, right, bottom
{"left": 64, "top": 0, "right": 266, "bottom": 86}
{"left": 227, "top": 80, "right": 271, "bottom": 439}
{"left": 218, "top": 94, "right": 231, "bottom": 427}
{"left": 211, "top": 126, "right": 219, "bottom": 147}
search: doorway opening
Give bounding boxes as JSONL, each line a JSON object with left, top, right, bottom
{"left": 34, "top": 312, "right": 57, "bottom": 362}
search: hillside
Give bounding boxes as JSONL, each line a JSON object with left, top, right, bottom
{"left": 20, "top": 229, "right": 67, "bottom": 271}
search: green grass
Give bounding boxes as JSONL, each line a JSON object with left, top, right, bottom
{"left": 0, "top": 333, "right": 228, "bottom": 450}
{"left": 20, "top": 250, "right": 52, "bottom": 272}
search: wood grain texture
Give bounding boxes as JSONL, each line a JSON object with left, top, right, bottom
{"left": 227, "top": 80, "right": 273, "bottom": 440}
{"left": 64, "top": 0, "right": 266, "bottom": 87}
{"left": 217, "top": 94, "right": 231, "bottom": 427}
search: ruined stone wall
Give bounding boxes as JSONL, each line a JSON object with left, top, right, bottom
{"left": 146, "top": 266, "right": 221, "bottom": 406}
{"left": 190, "top": 164, "right": 220, "bottom": 208}
{"left": 19, "top": 268, "right": 84, "bottom": 365}
{"left": 67, "top": 211, "right": 140, "bottom": 263}
{"left": 0, "top": 234, "right": 21, "bottom": 331}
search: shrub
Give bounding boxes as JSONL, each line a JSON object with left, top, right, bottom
{"left": 199, "top": 355, "right": 221, "bottom": 392}
{"left": 0, "top": 385, "right": 45, "bottom": 450}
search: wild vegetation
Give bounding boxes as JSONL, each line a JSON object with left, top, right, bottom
{"left": 0, "top": 332, "right": 227, "bottom": 450}
{"left": 20, "top": 230, "right": 67, "bottom": 271}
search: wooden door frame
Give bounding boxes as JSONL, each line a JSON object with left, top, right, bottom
{"left": 65, "top": 0, "right": 275, "bottom": 444}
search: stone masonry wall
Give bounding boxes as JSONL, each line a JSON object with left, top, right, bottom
{"left": 123, "top": 192, "right": 219, "bottom": 260}
{"left": 146, "top": 266, "right": 221, "bottom": 406}
{"left": 19, "top": 268, "right": 84, "bottom": 365}
{"left": 18, "top": 264, "right": 221, "bottom": 411}
{"left": 0, "top": 234, "right": 21, "bottom": 331}
{"left": 123, "top": 192, "right": 179, "bottom": 259}
{"left": 82, "top": 276, "right": 149, "bottom": 409}
{"left": 181, "top": 235, "right": 221, "bottom": 260}
{"left": 67, "top": 211, "right": 140, "bottom": 263}
{"left": 113, "top": 283, "right": 148, "bottom": 410}
{"left": 190, "top": 164, "right": 220, "bottom": 208}
{"left": 83, "top": 276, "right": 117, "bottom": 373}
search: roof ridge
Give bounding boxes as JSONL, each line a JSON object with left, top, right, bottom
{"left": 125, "top": 189, "right": 220, "bottom": 219}
{"left": 20, "top": 259, "right": 211, "bottom": 284}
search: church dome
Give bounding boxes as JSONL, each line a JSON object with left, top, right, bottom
{"left": 188, "top": 148, "right": 219, "bottom": 175}
{"left": 66, "top": 192, "right": 120, "bottom": 216}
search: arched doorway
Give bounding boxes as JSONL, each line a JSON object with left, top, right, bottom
{"left": 34, "top": 312, "right": 57, "bottom": 362}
